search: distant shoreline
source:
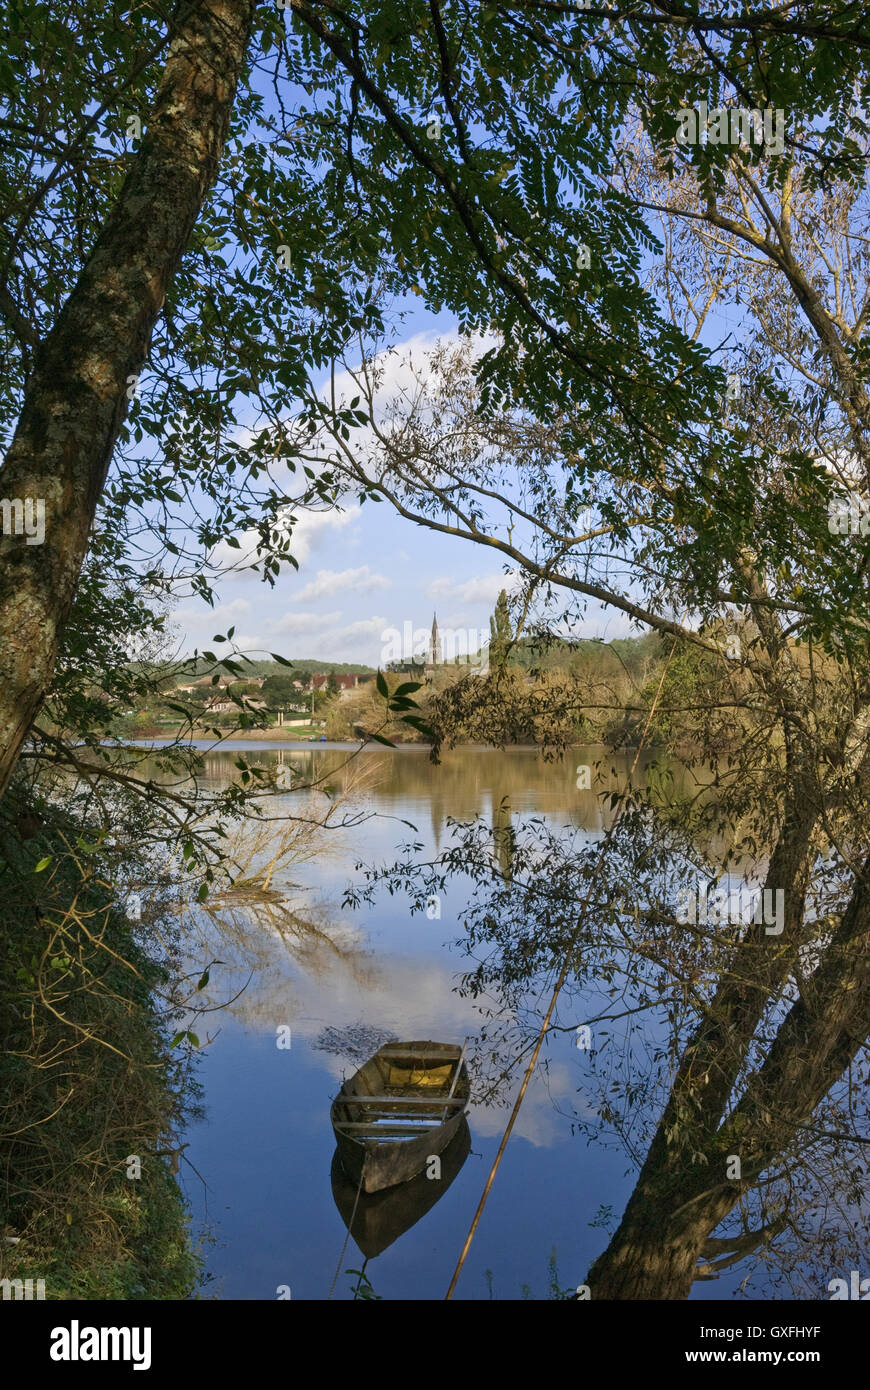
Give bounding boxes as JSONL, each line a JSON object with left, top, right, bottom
{"left": 113, "top": 735, "right": 548, "bottom": 751}
{"left": 108, "top": 735, "right": 661, "bottom": 755}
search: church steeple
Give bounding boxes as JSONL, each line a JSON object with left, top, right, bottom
{"left": 428, "top": 612, "right": 440, "bottom": 668}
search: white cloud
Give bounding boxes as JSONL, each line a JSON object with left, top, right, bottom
{"left": 427, "top": 571, "right": 518, "bottom": 605}
{"left": 171, "top": 598, "right": 257, "bottom": 651}
{"left": 290, "top": 508, "right": 360, "bottom": 564}
{"left": 207, "top": 506, "right": 360, "bottom": 575}
{"left": 251, "top": 612, "right": 391, "bottom": 662}
{"left": 320, "top": 328, "right": 496, "bottom": 434}
{"left": 268, "top": 609, "right": 343, "bottom": 635}
{"left": 295, "top": 566, "right": 391, "bottom": 602}
{"left": 227, "top": 632, "right": 266, "bottom": 652}
{"left": 440, "top": 610, "right": 479, "bottom": 631}
{"left": 174, "top": 597, "right": 251, "bottom": 628}
{"left": 313, "top": 616, "right": 390, "bottom": 655}
{"left": 323, "top": 330, "right": 454, "bottom": 418}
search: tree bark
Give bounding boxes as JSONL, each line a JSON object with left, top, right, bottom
{"left": 584, "top": 847, "right": 870, "bottom": 1299}
{"left": 0, "top": 0, "right": 255, "bottom": 799}
{"left": 583, "top": 742, "right": 818, "bottom": 1298}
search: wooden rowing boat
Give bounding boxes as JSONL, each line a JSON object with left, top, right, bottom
{"left": 330, "top": 1118, "right": 471, "bottom": 1258}
{"left": 330, "top": 1040, "right": 470, "bottom": 1193}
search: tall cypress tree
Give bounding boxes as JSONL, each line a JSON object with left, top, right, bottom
{"left": 488, "top": 589, "right": 512, "bottom": 670}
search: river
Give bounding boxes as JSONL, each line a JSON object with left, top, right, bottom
{"left": 133, "top": 741, "right": 748, "bottom": 1301}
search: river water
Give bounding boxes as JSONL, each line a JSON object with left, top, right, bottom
{"left": 135, "top": 741, "right": 747, "bottom": 1301}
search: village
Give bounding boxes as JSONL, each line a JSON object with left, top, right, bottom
{"left": 124, "top": 616, "right": 468, "bottom": 740}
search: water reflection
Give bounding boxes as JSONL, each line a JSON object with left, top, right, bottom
{"left": 140, "top": 744, "right": 751, "bottom": 1299}
{"left": 331, "top": 1119, "right": 472, "bottom": 1260}
{"left": 136, "top": 740, "right": 713, "bottom": 843}
{"left": 492, "top": 795, "right": 515, "bottom": 882}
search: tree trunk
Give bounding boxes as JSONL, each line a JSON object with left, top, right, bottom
{"left": 585, "top": 850, "right": 870, "bottom": 1299}
{"left": 0, "top": 0, "right": 255, "bottom": 799}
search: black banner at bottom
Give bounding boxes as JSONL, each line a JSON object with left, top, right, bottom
{"left": 3, "top": 1295, "right": 862, "bottom": 1377}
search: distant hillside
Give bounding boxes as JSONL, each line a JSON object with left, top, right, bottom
{"left": 282, "top": 659, "right": 377, "bottom": 675}
{"left": 167, "top": 657, "right": 377, "bottom": 679}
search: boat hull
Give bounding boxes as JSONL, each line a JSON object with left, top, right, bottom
{"left": 331, "top": 1118, "right": 471, "bottom": 1257}
{"left": 331, "top": 1041, "right": 470, "bottom": 1194}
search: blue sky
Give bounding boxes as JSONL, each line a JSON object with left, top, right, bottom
{"left": 163, "top": 41, "right": 769, "bottom": 669}
{"left": 173, "top": 461, "right": 634, "bottom": 667}
{"left": 170, "top": 312, "right": 637, "bottom": 667}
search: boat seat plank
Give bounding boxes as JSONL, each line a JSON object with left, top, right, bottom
{"left": 342, "top": 1111, "right": 462, "bottom": 1123}
{"left": 344, "top": 1103, "right": 464, "bottom": 1114}
{"left": 338, "top": 1115, "right": 461, "bottom": 1125}
{"left": 339, "top": 1095, "right": 466, "bottom": 1107}
{"left": 335, "top": 1123, "right": 442, "bottom": 1135}
{"left": 377, "top": 1047, "right": 461, "bottom": 1059}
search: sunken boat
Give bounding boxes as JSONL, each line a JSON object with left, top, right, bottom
{"left": 330, "top": 1040, "right": 470, "bottom": 1194}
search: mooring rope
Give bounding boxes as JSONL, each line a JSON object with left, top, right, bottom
{"left": 328, "top": 1155, "right": 367, "bottom": 1300}
{"left": 445, "top": 637, "right": 680, "bottom": 1298}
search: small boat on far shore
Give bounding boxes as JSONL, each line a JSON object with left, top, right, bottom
{"left": 331, "top": 1040, "right": 470, "bottom": 1194}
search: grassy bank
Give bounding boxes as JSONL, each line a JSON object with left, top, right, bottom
{"left": 0, "top": 787, "right": 200, "bottom": 1299}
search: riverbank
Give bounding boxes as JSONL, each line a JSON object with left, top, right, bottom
{"left": 124, "top": 723, "right": 330, "bottom": 743}
{"left": 0, "top": 794, "right": 200, "bottom": 1299}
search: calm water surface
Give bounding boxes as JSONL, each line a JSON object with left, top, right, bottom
{"left": 135, "top": 742, "right": 742, "bottom": 1301}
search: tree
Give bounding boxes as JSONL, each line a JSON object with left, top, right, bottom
{"left": 10, "top": 1, "right": 866, "bottom": 799}
{"left": 488, "top": 588, "right": 512, "bottom": 671}
{"left": 0, "top": 0, "right": 257, "bottom": 796}
{"left": 4, "top": 0, "right": 870, "bottom": 1301}
{"left": 321, "top": 14, "right": 870, "bottom": 1296}
{"left": 261, "top": 673, "right": 301, "bottom": 712}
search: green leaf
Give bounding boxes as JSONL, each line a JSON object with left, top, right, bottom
{"left": 368, "top": 731, "right": 396, "bottom": 747}
{"left": 34, "top": 856, "right": 52, "bottom": 873}
{"left": 376, "top": 669, "right": 388, "bottom": 698}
